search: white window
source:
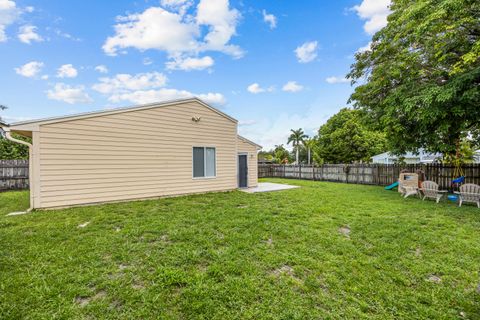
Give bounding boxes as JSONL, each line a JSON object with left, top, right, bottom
{"left": 193, "top": 147, "right": 216, "bottom": 178}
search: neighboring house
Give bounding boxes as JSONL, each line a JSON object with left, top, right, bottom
{"left": 474, "top": 150, "right": 480, "bottom": 163}
{"left": 371, "top": 150, "right": 442, "bottom": 164}
{"left": 0, "top": 120, "right": 6, "bottom": 138}
{"left": 2, "top": 98, "right": 261, "bottom": 209}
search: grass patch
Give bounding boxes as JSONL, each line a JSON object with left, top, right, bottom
{"left": 1, "top": 178, "right": 479, "bottom": 319}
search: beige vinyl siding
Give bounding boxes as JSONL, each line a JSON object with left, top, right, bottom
{"left": 36, "top": 101, "right": 237, "bottom": 208}
{"left": 236, "top": 137, "right": 258, "bottom": 187}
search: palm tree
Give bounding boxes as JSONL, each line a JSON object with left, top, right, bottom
{"left": 303, "top": 137, "right": 316, "bottom": 165}
{"left": 287, "top": 128, "right": 307, "bottom": 165}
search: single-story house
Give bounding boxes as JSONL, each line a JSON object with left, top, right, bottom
{"left": 2, "top": 98, "right": 261, "bottom": 210}
{"left": 371, "top": 150, "right": 442, "bottom": 164}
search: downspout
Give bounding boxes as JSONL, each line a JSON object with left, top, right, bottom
{"left": 3, "top": 128, "right": 34, "bottom": 214}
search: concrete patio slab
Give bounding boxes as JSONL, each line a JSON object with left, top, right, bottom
{"left": 240, "top": 182, "right": 300, "bottom": 193}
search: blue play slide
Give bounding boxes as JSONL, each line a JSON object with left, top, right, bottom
{"left": 452, "top": 176, "right": 465, "bottom": 184}
{"left": 385, "top": 181, "right": 399, "bottom": 190}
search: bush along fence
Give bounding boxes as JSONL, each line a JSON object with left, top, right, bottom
{"left": 258, "top": 163, "right": 480, "bottom": 190}
{"left": 0, "top": 160, "right": 29, "bottom": 191}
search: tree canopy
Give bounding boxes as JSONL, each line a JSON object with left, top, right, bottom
{"left": 0, "top": 135, "right": 29, "bottom": 160}
{"left": 316, "top": 108, "right": 387, "bottom": 163}
{"left": 348, "top": 0, "right": 480, "bottom": 157}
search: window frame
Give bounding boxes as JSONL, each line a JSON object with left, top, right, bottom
{"left": 192, "top": 146, "right": 217, "bottom": 179}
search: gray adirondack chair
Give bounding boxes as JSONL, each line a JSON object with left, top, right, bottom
{"left": 420, "top": 181, "right": 447, "bottom": 203}
{"left": 455, "top": 183, "right": 480, "bottom": 208}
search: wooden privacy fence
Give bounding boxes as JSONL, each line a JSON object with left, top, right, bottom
{"left": 258, "top": 164, "right": 480, "bottom": 190}
{"left": 0, "top": 160, "right": 29, "bottom": 191}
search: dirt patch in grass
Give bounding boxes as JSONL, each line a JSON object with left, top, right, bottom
{"left": 109, "top": 299, "right": 123, "bottom": 311}
{"left": 77, "top": 221, "right": 90, "bottom": 228}
{"left": 271, "top": 265, "right": 303, "bottom": 285}
{"left": 265, "top": 237, "right": 273, "bottom": 247}
{"left": 118, "top": 263, "right": 129, "bottom": 271}
{"left": 415, "top": 247, "right": 422, "bottom": 257}
{"left": 75, "top": 290, "right": 107, "bottom": 307}
{"left": 131, "top": 282, "right": 145, "bottom": 290}
{"left": 338, "top": 226, "right": 350, "bottom": 238}
{"left": 427, "top": 275, "right": 442, "bottom": 283}
{"left": 272, "top": 265, "right": 295, "bottom": 277}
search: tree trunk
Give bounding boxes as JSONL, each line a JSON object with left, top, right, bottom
{"left": 296, "top": 148, "right": 299, "bottom": 165}
{"left": 308, "top": 148, "right": 311, "bottom": 165}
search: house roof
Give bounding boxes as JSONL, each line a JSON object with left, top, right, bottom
{"left": 371, "top": 149, "right": 442, "bottom": 160}
{"left": 238, "top": 135, "right": 262, "bottom": 149}
{"left": 7, "top": 98, "right": 238, "bottom": 128}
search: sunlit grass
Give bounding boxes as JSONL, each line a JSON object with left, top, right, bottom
{"left": 1, "top": 178, "right": 479, "bottom": 319}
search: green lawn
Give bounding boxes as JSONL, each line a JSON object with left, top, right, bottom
{"left": 1, "top": 178, "right": 479, "bottom": 319}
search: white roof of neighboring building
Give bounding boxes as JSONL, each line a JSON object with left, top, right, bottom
{"left": 371, "top": 149, "right": 443, "bottom": 164}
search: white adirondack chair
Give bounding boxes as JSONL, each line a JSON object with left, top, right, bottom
{"left": 455, "top": 184, "right": 480, "bottom": 208}
{"left": 420, "top": 181, "right": 447, "bottom": 203}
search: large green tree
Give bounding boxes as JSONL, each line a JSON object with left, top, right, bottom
{"left": 317, "top": 108, "right": 387, "bottom": 163}
{"left": 0, "top": 136, "right": 29, "bottom": 160}
{"left": 272, "top": 144, "right": 292, "bottom": 164}
{"left": 0, "top": 105, "right": 29, "bottom": 160}
{"left": 348, "top": 0, "right": 480, "bottom": 157}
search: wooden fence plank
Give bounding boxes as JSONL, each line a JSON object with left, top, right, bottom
{"left": 0, "top": 159, "right": 29, "bottom": 191}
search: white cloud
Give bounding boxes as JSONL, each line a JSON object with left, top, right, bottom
{"left": 57, "top": 64, "right": 78, "bottom": 78}
{"left": 17, "top": 25, "right": 42, "bottom": 43}
{"left": 109, "top": 89, "right": 226, "bottom": 107}
{"left": 160, "top": 0, "right": 193, "bottom": 15}
{"left": 93, "top": 71, "right": 225, "bottom": 107}
{"left": 239, "top": 119, "right": 257, "bottom": 126}
{"left": 282, "top": 81, "right": 303, "bottom": 93}
{"left": 357, "top": 41, "right": 372, "bottom": 53}
{"left": 92, "top": 72, "right": 168, "bottom": 94}
{"left": 197, "top": 92, "right": 226, "bottom": 106}
{"left": 52, "top": 28, "right": 81, "bottom": 41}
{"left": 143, "top": 57, "right": 153, "bottom": 65}
{"left": 166, "top": 55, "right": 214, "bottom": 71}
{"left": 47, "top": 83, "right": 92, "bottom": 104}
{"left": 14, "top": 61, "right": 43, "bottom": 77}
{"left": 196, "top": 0, "right": 242, "bottom": 58}
{"left": 2, "top": 115, "right": 32, "bottom": 123}
{"left": 262, "top": 10, "right": 277, "bottom": 29}
{"left": 41, "top": 74, "right": 48, "bottom": 80}
{"left": 103, "top": 7, "right": 198, "bottom": 56}
{"left": 247, "top": 83, "right": 274, "bottom": 94}
{"left": 0, "top": 0, "right": 19, "bottom": 42}
{"left": 238, "top": 106, "right": 331, "bottom": 151}
{"left": 103, "top": 0, "right": 243, "bottom": 66}
{"left": 352, "top": 0, "right": 390, "bottom": 35}
{"left": 295, "top": 41, "right": 318, "bottom": 63}
{"left": 326, "top": 76, "right": 349, "bottom": 84}
{"left": 94, "top": 65, "right": 108, "bottom": 73}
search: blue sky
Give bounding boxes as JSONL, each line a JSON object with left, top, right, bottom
{"left": 0, "top": 0, "right": 390, "bottom": 149}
